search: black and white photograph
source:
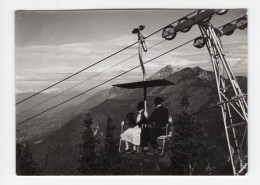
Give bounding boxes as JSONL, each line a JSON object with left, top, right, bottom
{"left": 14, "top": 9, "right": 249, "bottom": 176}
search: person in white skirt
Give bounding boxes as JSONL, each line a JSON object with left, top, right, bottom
{"left": 121, "top": 101, "right": 145, "bottom": 153}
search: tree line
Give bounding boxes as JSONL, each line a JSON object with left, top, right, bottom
{"left": 16, "top": 95, "right": 234, "bottom": 175}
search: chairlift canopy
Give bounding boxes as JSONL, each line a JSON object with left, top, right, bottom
{"left": 113, "top": 79, "right": 175, "bottom": 89}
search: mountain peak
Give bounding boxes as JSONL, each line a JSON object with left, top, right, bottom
{"left": 164, "top": 64, "right": 175, "bottom": 69}
{"left": 180, "top": 66, "right": 215, "bottom": 81}
{"left": 163, "top": 64, "right": 179, "bottom": 71}
{"left": 149, "top": 64, "right": 181, "bottom": 80}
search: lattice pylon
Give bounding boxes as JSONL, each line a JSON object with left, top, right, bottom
{"left": 199, "top": 23, "right": 248, "bottom": 175}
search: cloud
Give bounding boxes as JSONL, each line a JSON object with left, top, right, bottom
{"left": 16, "top": 33, "right": 247, "bottom": 93}
{"left": 43, "top": 88, "right": 61, "bottom": 94}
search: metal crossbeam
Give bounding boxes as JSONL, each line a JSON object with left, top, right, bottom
{"left": 162, "top": 10, "right": 217, "bottom": 39}
{"left": 226, "top": 121, "right": 246, "bottom": 129}
{"left": 220, "top": 16, "right": 247, "bottom": 35}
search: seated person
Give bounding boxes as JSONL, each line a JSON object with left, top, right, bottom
{"left": 121, "top": 101, "right": 145, "bottom": 152}
{"left": 142, "top": 96, "right": 169, "bottom": 153}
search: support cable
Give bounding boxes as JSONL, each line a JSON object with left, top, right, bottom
{"left": 145, "top": 10, "right": 198, "bottom": 38}
{"left": 16, "top": 15, "right": 246, "bottom": 126}
{"left": 16, "top": 39, "right": 194, "bottom": 126}
{"left": 16, "top": 42, "right": 137, "bottom": 105}
{"left": 17, "top": 40, "right": 166, "bottom": 116}
{"left": 16, "top": 10, "right": 198, "bottom": 105}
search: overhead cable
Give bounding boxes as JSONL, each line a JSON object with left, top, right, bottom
{"left": 16, "top": 10, "right": 198, "bottom": 105}
{"left": 17, "top": 40, "right": 166, "bottom": 115}
{"left": 17, "top": 14, "right": 245, "bottom": 126}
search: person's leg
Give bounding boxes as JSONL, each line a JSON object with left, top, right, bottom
{"left": 141, "top": 128, "right": 149, "bottom": 151}
{"left": 149, "top": 128, "right": 159, "bottom": 149}
{"left": 149, "top": 128, "right": 165, "bottom": 149}
{"left": 140, "top": 128, "right": 148, "bottom": 147}
{"left": 125, "top": 141, "right": 129, "bottom": 150}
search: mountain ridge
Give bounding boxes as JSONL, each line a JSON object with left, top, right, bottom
{"left": 27, "top": 66, "right": 247, "bottom": 175}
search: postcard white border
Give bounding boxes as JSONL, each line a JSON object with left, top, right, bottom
{"left": 0, "top": 0, "right": 259, "bottom": 185}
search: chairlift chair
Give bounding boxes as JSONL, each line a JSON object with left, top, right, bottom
{"left": 114, "top": 79, "right": 175, "bottom": 155}
{"left": 118, "top": 115, "right": 173, "bottom": 155}
{"left": 114, "top": 25, "right": 175, "bottom": 155}
{"left": 157, "top": 115, "right": 173, "bottom": 155}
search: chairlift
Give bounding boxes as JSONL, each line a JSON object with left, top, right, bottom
{"left": 113, "top": 25, "right": 175, "bottom": 155}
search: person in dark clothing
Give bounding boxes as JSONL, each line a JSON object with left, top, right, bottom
{"left": 142, "top": 96, "right": 169, "bottom": 153}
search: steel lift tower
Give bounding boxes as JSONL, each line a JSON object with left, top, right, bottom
{"left": 198, "top": 22, "right": 248, "bottom": 175}
{"left": 161, "top": 10, "right": 248, "bottom": 175}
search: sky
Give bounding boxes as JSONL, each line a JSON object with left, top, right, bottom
{"left": 15, "top": 9, "right": 247, "bottom": 95}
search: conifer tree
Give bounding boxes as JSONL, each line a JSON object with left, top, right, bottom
{"left": 170, "top": 95, "right": 206, "bottom": 175}
{"left": 77, "top": 113, "right": 99, "bottom": 175}
{"left": 180, "top": 94, "right": 190, "bottom": 111}
{"left": 169, "top": 107, "right": 234, "bottom": 174}
{"left": 16, "top": 143, "right": 41, "bottom": 175}
{"left": 99, "top": 114, "right": 124, "bottom": 175}
{"left": 170, "top": 112, "right": 196, "bottom": 174}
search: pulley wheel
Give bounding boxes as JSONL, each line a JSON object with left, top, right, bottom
{"left": 216, "top": 9, "right": 229, "bottom": 15}
{"left": 223, "top": 23, "right": 235, "bottom": 36}
{"left": 197, "top": 10, "right": 212, "bottom": 23}
{"left": 236, "top": 17, "right": 247, "bottom": 30}
{"left": 162, "top": 25, "right": 177, "bottom": 41}
{"left": 178, "top": 17, "right": 192, "bottom": 33}
{"left": 193, "top": 36, "right": 206, "bottom": 49}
